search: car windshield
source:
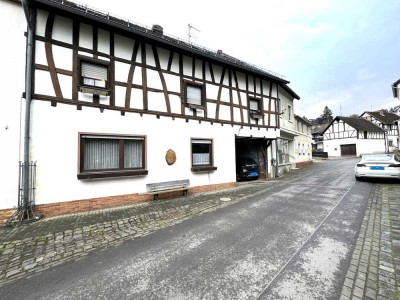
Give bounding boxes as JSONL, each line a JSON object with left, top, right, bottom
{"left": 240, "top": 158, "right": 257, "bottom": 165}
{"left": 363, "top": 154, "right": 392, "bottom": 162}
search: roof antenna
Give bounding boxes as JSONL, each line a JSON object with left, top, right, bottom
{"left": 188, "top": 23, "right": 200, "bottom": 44}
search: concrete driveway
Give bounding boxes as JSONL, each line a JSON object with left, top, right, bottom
{"left": 1, "top": 158, "right": 375, "bottom": 299}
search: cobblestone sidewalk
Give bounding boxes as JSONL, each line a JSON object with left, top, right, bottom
{"left": 0, "top": 180, "right": 280, "bottom": 285}
{"left": 340, "top": 183, "right": 400, "bottom": 300}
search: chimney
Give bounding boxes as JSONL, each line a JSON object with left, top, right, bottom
{"left": 152, "top": 24, "right": 163, "bottom": 36}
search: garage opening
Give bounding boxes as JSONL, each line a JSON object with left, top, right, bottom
{"left": 340, "top": 144, "right": 356, "bottom": 156}
{"left": 235, "top": 137, "right": 273, "bottom": 181}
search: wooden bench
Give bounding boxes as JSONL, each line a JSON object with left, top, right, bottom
{"left": 146, "top": 179, "right": 190, "bottom": 200}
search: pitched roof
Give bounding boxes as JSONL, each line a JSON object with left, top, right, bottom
{"left": 362, "top": 111, "right": 400, "bottom": 124}
{"left": 282, "top": 84, "right": 300, "bottom": 100}
{"left": 311, "top": 123, "right": 329, "bottom": 134}
{"left": 31, "top": 0, "right": 291, "bottom": 86}
{"left": 294, "top": 115, "right": 312, "bottom": 126}
{"left": 323, "top": 117, "right": 385, "bottom": 134}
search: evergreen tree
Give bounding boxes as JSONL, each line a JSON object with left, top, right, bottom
{"left": 320, "top": 106, "right": 333, "bottom": 123}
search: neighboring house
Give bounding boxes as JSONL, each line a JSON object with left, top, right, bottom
{"left": 360, "top": 110, "right": 400, "bottom": 152}
{"left": 322, "top": 117, "right": 385, "bottom": 157}
{"left": 0, "top": 0, "right": 300, "bottom": 222}
{"left": 277, "top": 85, "right": 312, "bottom": 174}
{"left": 311, "top": 123, "right": 329, "bottom": 151}
{"left": 392, "top": 79, "right": 400, "bottom": 99}
{"left": 293, "top": 115, "right": 313, "bottom": 167}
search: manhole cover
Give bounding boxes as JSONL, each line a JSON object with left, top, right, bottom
{"left": 220, "top": 197, "right": 232, "bottom": 202}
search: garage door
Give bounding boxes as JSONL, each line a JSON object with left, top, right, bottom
{"left": 340, "top": 144, "right": 356, "bottom": 156}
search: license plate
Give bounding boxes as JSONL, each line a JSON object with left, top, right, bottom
{"left": 370, "top": 166, "right": 384, "bottom": 170}
{"left": 249, "top": 172, "right": 258, "bottom": 176}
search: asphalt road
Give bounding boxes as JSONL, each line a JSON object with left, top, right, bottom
{"left": 1, "top": 158, "right": 374, "bottom": 299}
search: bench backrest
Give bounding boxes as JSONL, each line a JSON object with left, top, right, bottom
{"left": 146, "top": 179, "right": 190, "bottom": 192}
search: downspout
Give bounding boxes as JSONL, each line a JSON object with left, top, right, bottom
{"left": 22, "top": 0, "right": 35, "bottom": 209}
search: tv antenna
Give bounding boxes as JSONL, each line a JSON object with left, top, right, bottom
{"left": 188, "top": 23, "right": 200, "bottom": 43}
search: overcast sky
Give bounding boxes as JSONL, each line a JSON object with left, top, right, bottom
{"left": 79, "top": 0, "right": 400, "bottom": 119}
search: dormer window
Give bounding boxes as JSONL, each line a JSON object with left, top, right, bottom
{"left": 78, "top": 57, "right": 110, "bottom": 96}
{"left": 249, "top": 97, "right": 263, "bottom": 119}
{"left": 184, "top": 81, "right": 205, "bottom": 109}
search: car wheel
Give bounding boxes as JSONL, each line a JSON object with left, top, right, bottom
{"left": 355, "top": 176, "right": 361, "bottom": 181}
{"left": 254, "top": 176, "right": 259, "bottom": 180}
{"left": 236, "top": 173, "right": 242, "bottom": 182}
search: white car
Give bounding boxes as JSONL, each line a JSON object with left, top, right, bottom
{"left": 355, "top": 153, "right": 400, "bottom": 180}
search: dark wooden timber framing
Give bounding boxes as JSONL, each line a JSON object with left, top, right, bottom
{"left": 152, "top": 45, "right": 171, "bottom": 113}
{"left": 268, "top": 82, "right": 273, "bottom": 127}
{"left": 45, "top": 13, "right": 63, "bottom": 99}
{"left": 35, "top": 35, "right": 281, "bottom": 100}
{"left": 125, "top": 41, "right": 140, "bottom": 108}
{"left": 141, "top": 42, "right": 148, "bottom": 110}
{"left": 167, "top": 50, "right": 174, "bottom": 71}
{"left": 72, "top": 19, "right": 79, "bottom": 101}
{"left": 93, "top": 26, "right": 98, "bottom": 59}
{"left": 215, "top": 67, "right": 226, "bottom": 120}
{"left": 232, "top": 71, "right": 244, "bottom": 123}
{"left": 229, "top": 70, "right": 233, "bottom": 122}
{"left": 32, "top": 13, "right": 285, "bottom": 130}
{"left": 109, "top": 33, "right": 115, "bottom": 107}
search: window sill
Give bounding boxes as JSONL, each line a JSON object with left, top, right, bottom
{"left": 250, "top": 113, "right": 264, "bottom": 119}
{"left": 191, "top": 166, "right": 217, "bottom": 173}
{"left": 78, "top": 169, "right": 148, "bottom": 180}
{"left": 79, "top": 86, "right": 110, "bottom": 96}
{"left": 188, "top": 104, "right": 205, "bottom": 110}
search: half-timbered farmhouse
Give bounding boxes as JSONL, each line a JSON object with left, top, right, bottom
{"left": 360, "top": 110, "right": 400, "bottom": 152}
{"left": 0, "top": 0, "right": 302, "bottom": 222}
{"left": 322, "top": 117, "right": 385, "bottom": 157}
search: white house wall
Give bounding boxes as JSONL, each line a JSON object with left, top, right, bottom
{"left": 0, "top": 1, "right": 26, "bottom": 210}
{"left": 30, "top": 101, "right": 240, "bottom": 205}
{"left": 0, "top": 3, "right": 291, "bottom": 211}
{"left": 323, "top": 138, "right": 385, "bottom": 157}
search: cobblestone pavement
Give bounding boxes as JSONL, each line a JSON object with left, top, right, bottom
{"left": 0, "top": 180, "right": 283, "bottom": 285}
{"left": 0, "top": 174, "right": 399, "bottom": 300}
{"left": 340, "top": 183, "right": 400, "bottom": 300}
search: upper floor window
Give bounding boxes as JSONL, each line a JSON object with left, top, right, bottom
{"left": 288, "top": 105, "right": 292, "bottom": 120}
{"left": 78, "top": 133, "right": 147, "bottom": 179}
{"left": 249, "top": 97, "right": 263, "bottom": 119}
{"left": 78, "top": 57, "right": 110, "bottom": 96}
{"left": 184, "top": 81, "right": 205, "bottom": 109}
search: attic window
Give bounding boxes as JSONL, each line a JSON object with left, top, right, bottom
{"left": 79, "top": 57, "right": 110, "bottom": 96}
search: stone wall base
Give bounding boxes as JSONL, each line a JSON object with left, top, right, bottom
{"left": 295, "top": 160, "right": 313, "bottom": 168}
{"left": 0, "top": 182, "right": 237, "bottom": 224}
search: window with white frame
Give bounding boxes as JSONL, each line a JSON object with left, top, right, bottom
{"left": 78, "top": 134, "right": 147, "bottom": 179}
{"left": 185, "top": 81, "right": 204, "bottom": 108}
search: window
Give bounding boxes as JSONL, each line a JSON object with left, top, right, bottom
{"left": 184, "top": 81, "right": 204, "bottom": 108}
{"left": 389, "top": 140, "right": 393, "bottom": 146}
{"left": 79, "top": 57, "right": 110, "bottom": 95}
{"left": 78, "top": 134, "right": 147, "bottom": 179}
{"left": 277, "top": 139, "right": 289, "bottom": 165}
{"left": 249, "top": 97, "right": 263, "bottom": 119}
{"left": 191, "top": 139, "right": 217, "bottom": 172}
{"left": 288, "top": 105, "right": 292, "bottom": 120}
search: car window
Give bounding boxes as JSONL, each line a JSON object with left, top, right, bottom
{"left": 395, "top": 155, "right": 400, "bottom": 162}
{"left": 363, "top": 154, "right": 392, "bottom": 161}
